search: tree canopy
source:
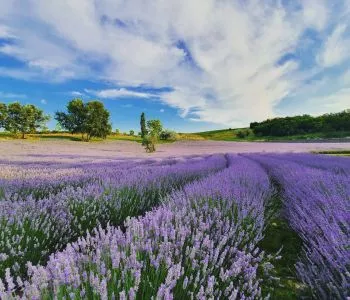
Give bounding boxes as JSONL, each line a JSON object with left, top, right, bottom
{"left": 55, "top": 99, "right": 111, "bottom": 141}
{"left": 142, "top": 119, "right": 163, "bottom": 152}
{"left": 55, "top": 99, "right": 87, "bottom": 135}
{"left": 147, "top": 119, "right": 163, "bottom": 137}
{"left": 250, "top": 110, "right": 350, "bottom": 137}
{"left": 0, "top": 102, "right": 49, "bottom": 138}
{"left": 140, "top": 112, "right": 147, "bottom": 138}
{"left": 0, "top": 103, "right": 7, "bottom": 129}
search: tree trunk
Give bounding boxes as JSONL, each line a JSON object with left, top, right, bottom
{"left": 21, "top": 132, "right": 25, "bottom": 139}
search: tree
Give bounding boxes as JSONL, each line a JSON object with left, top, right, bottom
{"left": 54, "top": 123, "right": 64, "bottom": 132}
{"left": 142, "top": 119, "right": 163, "bottom": 152}
{"left": 85, "top": 101, "right": 112, "bottom": 140}
{"left": 140, "top": 112, "right": 147, "bottom": 138}
{"left": 250, "top": 110, "right": 350, "bottom": 137}
{"left": 142, "top": 135, "right": 157, "bottom": 152}
{"left": 129, "top": 130, "right": 135, "bottom": 136}
{"left": 4, "top": 102, "right": 49, "bottom": 138}
{"left": 147, "top": 119, "right": 163, "bottom": 137}
{"left": 55, "top": 99, "right": 111, "bottom": 141}
{"left": 115, "top": 128, "right": 120, "bottom": 134}
{"left": 55, "top": 99, "right": 87, "bottom": 137}
{"left": 0, "top": 103, "right": 7, "bottom": 129}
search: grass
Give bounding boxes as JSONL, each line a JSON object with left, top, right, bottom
{"left": 315, "top": 150, "right": 350, "bottom": 156}
{"left": 193, "top": 128, "right": 257, "bottom": 141}
{"left": 177, "top": 133, "right": 206, "bottom": 140}
{"left": 0, "top": 132, "right": 143, "bottom": 142}
{"left": 0, "top": 132, "right": 180, "bottom": 146}
{"left": 0, "top": 132, "right": 17, "bottom": 140}
{"left": 2, "top": 129, "right": 350, "bottom": 143}
{"left": 258, "top": 182, "right": 309, "bottom": 299}
{"left": 260, "top": 216, "right": 305, "bottom": 299}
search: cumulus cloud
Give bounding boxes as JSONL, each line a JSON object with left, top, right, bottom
{"left": 40, "top": 99, "right": 47, "bottom": 104}
{"left": 0, "top": 0, "right": 349, "bottom": 126}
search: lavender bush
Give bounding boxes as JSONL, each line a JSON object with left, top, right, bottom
{"left": 0, "top": 155, "right": 227, "bottom": 280}
{"left": 1, "top": 152, "right": 349, "bottom": 299}
{"left": 246, "top": 154, "right": 350, "bottom": 299}
{"left": 1, "top": 155, "right": 277, "bottom": 299}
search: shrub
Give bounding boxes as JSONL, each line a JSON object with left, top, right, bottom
{"left": 236, "top": 130, "right": 249, "bottom": 138}
{"left": 160, "top": 130, "right": 178, "bottom": 141}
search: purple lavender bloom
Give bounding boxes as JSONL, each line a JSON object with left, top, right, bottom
{"left": 246, "top": 153, "right": 350, "bottom": 299}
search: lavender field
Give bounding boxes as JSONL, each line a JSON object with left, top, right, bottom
{"left": 0, "top": 141, "right": 349, "bottom": 299}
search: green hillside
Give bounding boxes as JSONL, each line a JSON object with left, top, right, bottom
{"left": 193, "top": 128, "right": 350, "bottom": 142}
{"left": 194, "top": 128, "right": 256, "bottom": 141}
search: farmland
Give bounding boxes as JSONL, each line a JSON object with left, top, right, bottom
{"left": 0, "top": 140, "right": 349, "bottom": 299}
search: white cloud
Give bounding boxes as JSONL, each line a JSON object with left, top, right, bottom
{"left": 318, "top": 24, "right": 350, "bottom": 67}
{"left": 0, "top": 0, "right": 349, "bottom": 126}
{"left": 0, "top": 91, "right": 27, "bottom": 99}
{"left": 40, "top": 99, "right": 47, "bottom": 104}
{"left": 0, "top": 25, "right": 16, "bottom": 39}
{"left": 277, "top": 68, "right": 350, "bottom": 116}
{"left": 160, "top": 108, "right": 165, "bottom": 113}
{"left": 70, "top": 91, "right": 84, "bottom": 97}
{"left": 85, "top": 88, "right": 156, "bottom": 99}
{"left": 301, "top": 0, "right": 328, "bottom": 30}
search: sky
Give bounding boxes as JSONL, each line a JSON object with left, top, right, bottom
{"left": 0, "top": 0, "right": 350, "bottom": 133}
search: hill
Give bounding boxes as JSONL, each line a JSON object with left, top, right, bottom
{"left": 192, "top": 128, "right": 255, "bottom": 141}
{"left": 191, "top": 128, "right": 350, "bottom": 142}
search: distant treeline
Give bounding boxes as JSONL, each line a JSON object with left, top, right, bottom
{"left": 250, "top": 110, "right": 350, "bottom": 137}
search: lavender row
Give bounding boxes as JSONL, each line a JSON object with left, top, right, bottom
{"left": 1, "top": 155, "right": 276, "bottom": 299}
{"left": 258, "top": 152, "right": 350, "bottom": 176}
{"left": 246, "top": 154, "right": 350, "bottom": 299}
{"left": 0, "top": 155, "right": 227, "bottom": 280}
{"left": 0, "top": 157, "right": 200, "bottom": 201}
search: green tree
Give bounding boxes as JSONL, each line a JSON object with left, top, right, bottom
{"left": 142, "top": 135, "right": 157, "bottom": 152}
{"left": 142, "top": 119, "right": 163, "bottom": 152}
{"left": 115, "top": 128, "right": 120, "bottom": 134}
{"left": 140, "top": 112, "right": 147, "bottom": 138}
{"left": 4, "top": 102, "right": 50, "bottom": 138}
{"left": 85, "top": 101, "right": 112, "bottom": 141}
{"left": 250, "top": 110, "right": 350, "bottom": 137}
{"left": 55, "top": 99, "right": 111, "bottom": 141}
{"left": 55, "top": 99, "right": 87, "bottom": 137}
{"left": 129, "top": 130, "right": 135, "bottom": 136}
{"left": 0, "top": 103, "right": 8, "bottom": 129}
{"left": 147, "top": 119, "right": 163, "bottom": 137}
{"left": 54, "top": 123, "right": 64, "bottom": 132}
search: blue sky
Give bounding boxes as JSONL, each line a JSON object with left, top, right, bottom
{"left": 0, "top": 0, "right": 350, "bottom": 132}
